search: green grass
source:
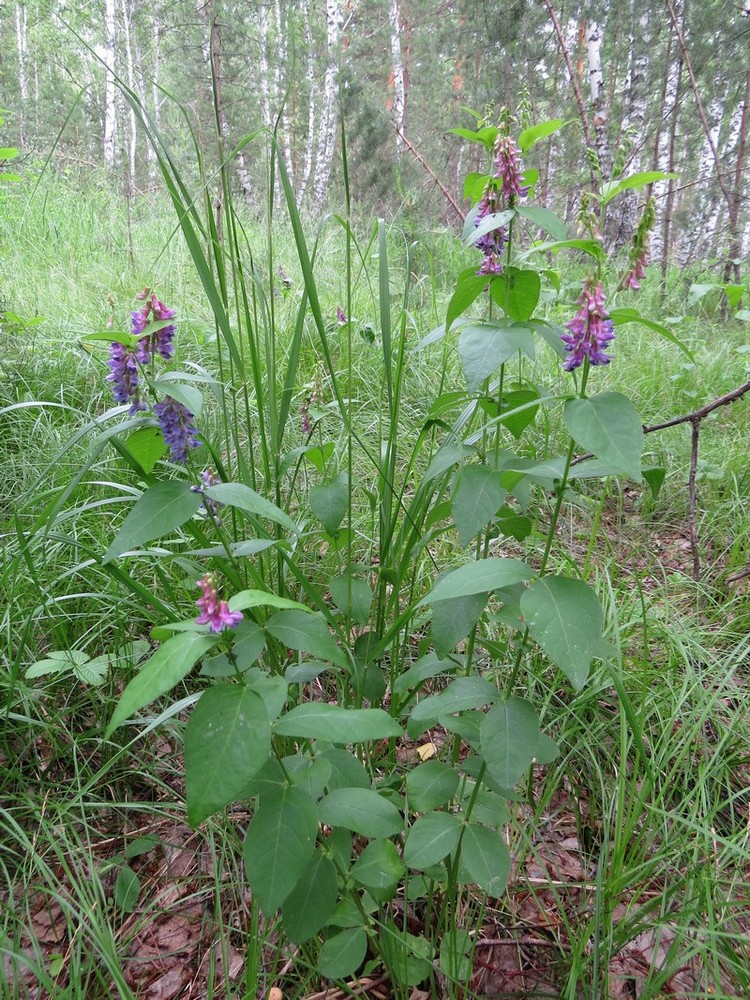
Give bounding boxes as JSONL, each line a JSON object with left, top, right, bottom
{"left": 2, "top": 128, "right": 750, "bottom": 1000}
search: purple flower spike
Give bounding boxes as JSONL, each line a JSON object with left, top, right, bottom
{"left": 154, "top": 395, "right": 200, "bottom": 464}
{"left": 195, "top": 575, "right": 244, "bottom": 633}
{"left": 107, "top": 342, "right": 146, "bottom": 413}
{"left": 561, "top": 281, "right": 615, "bottom": 372}
{"left": 493, "top": 135, "right": 528, "bottom": 202}
{"left": 133, "top": 294, "right": 176, "bottom": 363}
{"left": 336, "top": 306, "right": 347, "bottom": 326}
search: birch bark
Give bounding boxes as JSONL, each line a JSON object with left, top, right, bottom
{"left": 389, "top": 0, "right": 406, "bottom": 155}
{"left": 298, "top": 0, "right": 318, "bottom": 205}
{"left": 313, "top": 0, "right": 344, "bottom": 208}
{"left": 586, "top": 20, "right": 611, "bottom": 180}
{"left": 102, "top": 0, "right": 117, "bottom": 171}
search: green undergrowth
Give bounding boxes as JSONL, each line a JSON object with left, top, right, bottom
{"left": 2, "top": 118, "right": 750, "bottom": 1000}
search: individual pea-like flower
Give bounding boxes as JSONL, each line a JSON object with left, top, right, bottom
{"left": 107, "top": 342, "right": 147, "bottom": 413}
{"left": 560, "top": 281, "right": 615, "bottom": 372}
{"left": 154, "top": 395, "right": 200, "bottom": 464}
{"left": 195, "top": 574, "right": 244, "bottom": 633}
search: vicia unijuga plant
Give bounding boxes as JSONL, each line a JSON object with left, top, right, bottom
{"left": 87, "top": 106, "right": 685, "bottom": 994}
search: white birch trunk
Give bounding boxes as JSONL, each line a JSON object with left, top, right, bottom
{"left": 15, "top": 2, "right": 28, "bottom": 144}
{"left": 389, "top": 0, "right": 406, "bottom": 155}
{"left": 120, "top": 0, "right": 137, "bottom": 190}
{"left": 101, "top": 0, "right": 118, "bottom": 171}
{"left": 273, "top": 0, "right": 294, "bottom": 183}
{"left": 298, "top": 0, "right": 318, "bottom": 205}
{"left": 258, "top": 5, "right": 273, "bottom": 131}
{"left": 586, "top": 20, "right": 611, "bottom": 179}
{"left": 313, "top": 0, "right": 344, "bottom": 208}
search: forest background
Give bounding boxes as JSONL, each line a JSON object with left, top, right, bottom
{"left": 1, "top": 0, "right": 749, "bottom": 271}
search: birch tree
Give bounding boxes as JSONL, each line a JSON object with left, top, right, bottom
{"left": 313, "top": 0, "right": 344, "bottom": 208}
{"left": 389, "top": 0, "right": 406, "bottom": 155}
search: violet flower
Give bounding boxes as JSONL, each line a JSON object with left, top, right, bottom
{"left": 107, "top": 342, "right": 147, "bottom": 413}
{"left": 493, "top": 135, "right": 528, "bottom": 202}
{"left": 560, "top": 281, "right": 615, "bottom": 372}
{"left": 133, "top": 295, "right": 176, "bottom": 363}
{"left": 336, "top": 306, "right": 347, "bottom": 326}
{"left": 195, "top": 575, "right": 243, "bottom": 633}
{"left": 154, "top": 396, "right": 200, "bottom": 464}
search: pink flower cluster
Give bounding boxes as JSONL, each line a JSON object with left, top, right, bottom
{"left": 474, "top": 134, "right": 527, "bottom": 277}
{"left": 560, "top": 281, "right": 615, "bottom": 372}
{"left": 195, "top": 575, "right": 244, "bottom": 633}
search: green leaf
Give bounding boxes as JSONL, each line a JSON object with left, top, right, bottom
{"left": 432, "top": 593, "right": 486, "bottom": 658}
{"left": 73, "top": 654, "right": 109, "bottom": 686}
{"left": 0, "top": 147, "right": 20, "bottom": 160}
{"left": 418, "top": 557, "right": 533, "bottom": 607}
{"left": 446, "top": 267, "right": 489, "bottom": 332}
{"left": 480, "top": 698, "right": 540, "bottom": 788}
{"left": 205, "top": 483, "right": 298, "bottom": 534}
{"left": 463, "top": 171, "right": 490, "bottom": 202}
{"left": 392, "top": 654, "right": 459, "bottom": 697}
{"left": 406, "top": 761, "right": 460, "bottom": 812}
{"left": 599, "top": 171, "right": 678, "bottom": 206}
{"left": 520, "top": 575, "right": 603, "bottom": 689}
{"left": 518, "top": 118, "right": 566, "bottom": 153}
{"left": 404, "top": 811, "right": 462, "bottom": 870}
{"left": 229, "top": 590, "right": 310, "bottom": 614}
{"left": 153, "top": 380, "right": 203, "bottom": 418}
{"left": 350, "top": 838, "right": 405, "bottom": 891}
{"left": 302, "top": 441, "right": 335, "bottom": 472}
{"left": 26, "top": 649, "right": 89, "bottom": 679}
{"left": 275, "top": 703, "right": 401, "bottom": 743}
{"left": 125, "top": 835, "right": 161, "bottom": 860}
{"left": 380, "top": 927, "right": 434, "bottom": 986}
{"left": 458, "top": 322, "right": 535, "bottom": 392}
{"left": 608, "top": 308, "right": 694, "bottom": 361}
{"left": 317, "top": 928, "right": 367, "bottom": 980}
{"left": 451, "top": 465, "right": 507, "bottom": 547}
{"left": 496, "top": 386, "right": 541, "bottom": 439}
{"left": 282, "top": 850, "right": 338, "bottom": 943}
{"left": 529, "top": 238, "right": 604, "bottom": 260}
{"left": 410, "top": 676, "right": 499, "bottom": 725}
{"left": 105, "top": 632, "right": 218, "bottom": 736}
{"left": 329, "top": 574, "right": 372, "bottom": 625}
{"left": 448, "top": 125, "right": 499, "bottom": 148}
{"left": 317, "top": 788, "right": 403, "bottom": 838}
{"left": 310, "top": 473, "right": 349, "bottom": 534}
{"left": 439, "top": 929, "right": 473, "bottom": 981}
{"left": 265, "top": 609, "right": 347, "bottom": 668}
{"left": 465, "top": 208, "right": 516, "bottom": 247}
{"left": 124, "top": 427, "right": 166, "bottom": 474}
{"left": 642, "top": 466, "right": 666, "bottom": 499}
{"left": 515, "top": 205, "right": 568, "bottom": 241}
{"left": 564, "top": 391, "right": 643, "bottom": 481}
{"left": 113, "top": 867, "right": 140, "bottom": 912}
{"left": 460, "top": 823, "right": 510, "bottom": 896}
{"left": 103, "top": 481, "right": 202, "bottom": 563}
{"left": 185, "top": 685, "right": 271, "bottom": 826}
{"left": 318, "top": 747, "right": 372, "bottom": 791}
{"left": 490, "top": 267, "right": 541, "bottom": 322}
{"left": 242, "top": 785, "right": 318, "bottom": 913}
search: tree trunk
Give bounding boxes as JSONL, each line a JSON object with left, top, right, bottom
{"left": 722, "top": 69, "right": 749, "bottom": 283}
{"left": 119, "top": 0, "right": 137, "bottom": 191}
{"left": 102, "top": 0, "right": 117, "bottom": 171}
{"left": 661, "top": 45, "right": 683, "bottom": 285}
{"left": 313, "top": 0, "right": 344, "bottom": 208}
{"left": 586, "top": 20, "right": 611, "bottom": 181}
{"left": 298, "top": 0, "right": 317, "bottom": 206}
{"left": 389, "top": 0, "right": 406, "bottom": 155}
{"left": 15, "top": 2, "right": 28, "bottom": 144}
